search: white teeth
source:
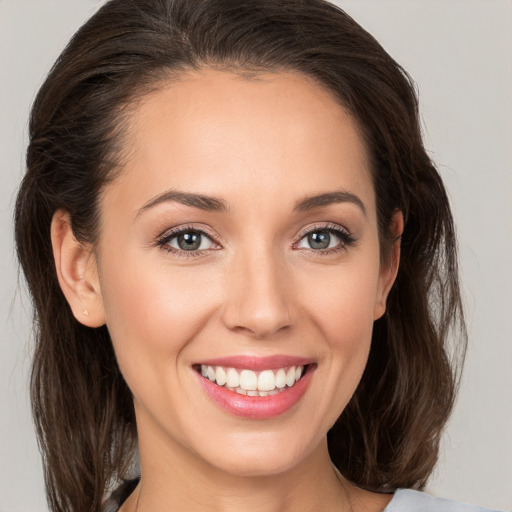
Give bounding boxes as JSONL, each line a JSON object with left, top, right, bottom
{"left": 215, "top": 367, "right": 227, "bottom": 386}
{"left": 286, "top": 367, "right": 296, "bottom": 387}
{"left": 226, "top": 368, "right": 240, "bottom": 388}
{"left": 239, "top": 369, "right": 258, "bottom": 391}
{"left": 275, "top": 368, "right": 287, "bottom": 388}
{"left": 257, "top": 370, "right": 275, "bottom": 391}
{"left": 199, "top": 364, "right": 307, "bottom": 394}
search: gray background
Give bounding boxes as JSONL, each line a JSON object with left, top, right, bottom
{"left": 1, "top": 1, "right": 511, "bottom": 510}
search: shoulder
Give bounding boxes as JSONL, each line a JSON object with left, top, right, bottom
{"left": 385, "top": 489, "right": 502, "bottom": 512}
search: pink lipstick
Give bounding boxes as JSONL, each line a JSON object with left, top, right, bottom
{"left": 194, "top": 355, "right": 316, "bottom": 419}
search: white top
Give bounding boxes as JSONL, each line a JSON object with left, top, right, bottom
{"left": 385, "top": 489, "right": 501, "bottom": 511}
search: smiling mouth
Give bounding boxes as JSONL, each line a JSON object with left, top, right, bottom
{"left": 194, "top": 364, "right": 312, "bottom": 397}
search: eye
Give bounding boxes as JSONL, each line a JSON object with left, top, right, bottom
{"left": 299, "top": 230, "right": 337, "bottom": 250}
{"left": 169, "top": 230, "right": 212, "bottom": 251}
{"left": 295, "top": 225, "right": 355, "bottom": 252}
{"left": 157, "top": 227, "right": 218, "bottom": 254}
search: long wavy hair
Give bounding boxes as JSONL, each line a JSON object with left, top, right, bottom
{"left": 14, "top": 1, "right": 466, "bottom": 511}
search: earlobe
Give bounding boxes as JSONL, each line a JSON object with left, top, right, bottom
{"left": 374, "top": 210, "right": 404, "bottom": 320}
{"left": 50, "top": 210, "right": 106, "bottom": 327}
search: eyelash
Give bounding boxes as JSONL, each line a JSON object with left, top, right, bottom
{"left": 294, "top": 223, "right": 357, "bottom": 255}
{"left": 155, "top": 223, "right": 357, "bottom": 259}
{"left": 155, "top": 225, "right": 220, "bottom": 259}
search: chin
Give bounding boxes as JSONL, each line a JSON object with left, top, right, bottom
{"left": 193, "top": 429, "right": 324, "bottom": 478}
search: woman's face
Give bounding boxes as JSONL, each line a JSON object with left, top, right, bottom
{"left": 93, "top": 70, "right": 397, "bottom": 477}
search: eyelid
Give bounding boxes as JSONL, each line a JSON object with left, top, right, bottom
{"left": 294, "top": 221, "right": 351, "bottom": 241}
{"left": 157, "top": 223, "right": 221, "bottom": 241}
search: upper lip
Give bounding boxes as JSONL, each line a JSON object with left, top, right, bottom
{"left": 195, "top": 355, "right": 315, "bottom": 371}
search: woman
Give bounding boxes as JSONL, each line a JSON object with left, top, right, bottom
{"left": 14, "top": 0, "right": 498, "bottom": 511}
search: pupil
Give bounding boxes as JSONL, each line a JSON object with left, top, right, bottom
{"left": 178, "top": 232, "right": 201, "bottom": 250}
{"left": 309, "top": 231, "right": 330, "bottom": 250}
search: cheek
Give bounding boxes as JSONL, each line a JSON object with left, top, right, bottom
{"left": 98, "top": 252, "right": 220, "bottom": 391}
{"left": 297, "top": 256, "right": 381, "bottom": 395}
{"left": 323, "top": 285, "right": 376, "bottom": 383}
{"left": 301, "top": 259, "right": 380, "bottom": 343}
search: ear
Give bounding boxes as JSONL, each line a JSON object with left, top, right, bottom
{"left": 373, "top": 210, "right": 403, "bottom": 320}
{"left": 50, "top": 210, "right": 105, "bottom": 327}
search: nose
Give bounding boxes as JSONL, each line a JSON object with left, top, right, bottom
{"left": 220, "top": 246, "right": 295, "bottom": 339}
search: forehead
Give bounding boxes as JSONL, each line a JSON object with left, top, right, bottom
{"left": 107, "top": 69, "right": 375, "bottom": 217}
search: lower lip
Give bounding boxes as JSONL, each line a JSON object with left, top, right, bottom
{"left": 196, "top": 367, "right": 315, "bottom": 419}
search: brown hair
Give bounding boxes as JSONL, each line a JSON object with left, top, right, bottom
{"left": 14, "top": 1, "right": 466, "bottom": 510}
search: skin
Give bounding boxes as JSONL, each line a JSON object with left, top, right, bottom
{"left": 51, "top": 70, "right": 402, "bottom": 512}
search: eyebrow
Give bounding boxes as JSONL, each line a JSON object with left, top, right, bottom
{"left": 137, "top": 190, "right": 229, "bottom": 216}
{"left": 137, "top": 188, "right": 366, "bottom": 217}
{"left": 294, "top": 190, "right": 366, "bottom": 216}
